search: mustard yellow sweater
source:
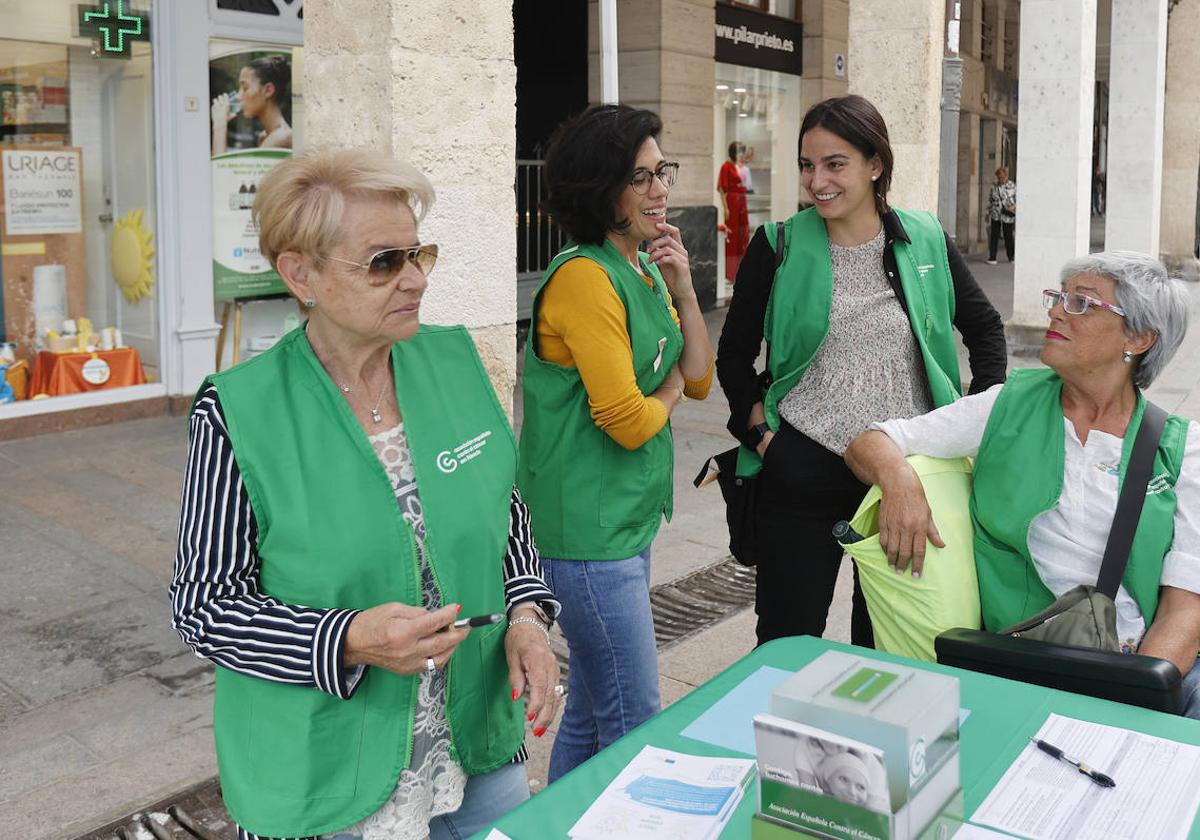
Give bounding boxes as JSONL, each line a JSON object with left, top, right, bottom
{"left": 535, "top": 257, "right": 714, "bottom": 450}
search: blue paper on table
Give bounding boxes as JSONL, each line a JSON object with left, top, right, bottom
{"left": 624, "top": 775, "right": 736, "bottom": 815}
{"left": 679, "top": 665, "right": 973, "bottom": 756}
{"left": 680, "top": 665, "right": 794, "bottom": 755}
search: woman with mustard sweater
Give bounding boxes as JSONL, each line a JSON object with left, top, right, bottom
{"left": 518, "top": 105, "right": 714, "bottom": 781}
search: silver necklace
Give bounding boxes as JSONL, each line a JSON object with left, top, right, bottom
{"left": 337, "top": 375, "right": 391, "bottom": 424}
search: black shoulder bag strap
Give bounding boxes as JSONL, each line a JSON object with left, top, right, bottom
{"left": 1095, "top": 400, "right": 1169, "bottom": 599}
{"left": 758, "top": 221, "right": 786, "bottom": 387}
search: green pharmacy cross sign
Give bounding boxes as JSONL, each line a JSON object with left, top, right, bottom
{"left": 77, "top": 1, "right": 151, "bottom": 58}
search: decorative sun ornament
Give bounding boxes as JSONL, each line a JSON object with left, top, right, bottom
{"left": 111, "top": 208, "right": 156, "bottom": 304}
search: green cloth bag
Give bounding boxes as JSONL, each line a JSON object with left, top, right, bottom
{"left": 839, "top": 455, "right": 982, "bottom": 661}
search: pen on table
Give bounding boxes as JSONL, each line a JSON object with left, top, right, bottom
{"left": 1030, "top": 738, "right": 1116, "bottom": 788}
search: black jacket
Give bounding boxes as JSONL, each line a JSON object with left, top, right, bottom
{"left": 716, "top": 210, "right": 1008, "bottom": 451}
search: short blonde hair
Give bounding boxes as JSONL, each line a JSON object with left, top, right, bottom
{"left": 253, "top": 148, "right": 435, "bottom": 269}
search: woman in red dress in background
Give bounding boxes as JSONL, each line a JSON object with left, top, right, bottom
{"left": 719, "top": 141, "right": 750, "bottom": 282}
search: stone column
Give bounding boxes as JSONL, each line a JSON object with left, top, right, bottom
{"left": 1009, "top": 0, "right": 1096, "bottom": 336}
{"left": 1104, "top": 0, "right": 1168, "bottom": 254}
{"left": 801, "top": 0, "right": 850, "bottom": 116}
{"left": 587, "top": 0, "right": 718, "bottom": 309}
{"left": 848, "top": 0, "right": 945, "bottom": 213}
{"left": 304, "top": 1, "right": 519, "bottom": 409}
{"left": 938, "top": 0, "right": 964, "bottom": 238}
{"left": 1159, "top": 1, "right": 1200, "bottom": 265}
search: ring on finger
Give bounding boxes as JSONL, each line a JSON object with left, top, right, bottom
{"left": 553, "top": 684, "right": 566, "bottom": 697}
{"left": 425, "top": 657, "right": 437, "bottom": 673}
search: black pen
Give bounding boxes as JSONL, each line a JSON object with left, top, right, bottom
{"left": 1031, "top": 738, "right": 1116, "bottom": 788}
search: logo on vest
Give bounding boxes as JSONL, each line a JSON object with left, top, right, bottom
{"left": 917, "top": 263, "right": 934, "bottom": 279}
{"left": 1147, "top": 472, "right": 1173, "bottom": 495}
{"left": 436, "top": 430, "right": 493, "bottom": 474}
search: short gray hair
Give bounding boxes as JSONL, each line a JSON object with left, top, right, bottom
{"left": 1060, "top": 250, "right": 1189, "bottom": 388}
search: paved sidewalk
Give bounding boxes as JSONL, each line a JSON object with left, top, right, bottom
{"left": 5, "top": 259, "right": 1200, "bottom": 836}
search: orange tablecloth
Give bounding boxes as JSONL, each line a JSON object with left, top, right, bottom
{"left": 29, "top": 347, "right": 147, "bottom": 397}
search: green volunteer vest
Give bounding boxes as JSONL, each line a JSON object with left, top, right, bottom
{"left": 517, "top": 239, "right": 684, "bottom": 559}
{"left": 736, "top": 206, "right": 962, "bottom": 477}
{"left": 203, "top": 324, "right": 524, "bottom": 838}
{"left": 972, "top": 367, "right": 1188, "bottom": 632}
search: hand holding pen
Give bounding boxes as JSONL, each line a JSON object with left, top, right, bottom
{"left": 1031, "top": 738, "right": 1116, "bottom": 788}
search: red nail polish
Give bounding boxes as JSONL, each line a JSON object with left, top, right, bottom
{"left": 534, "top": 727, "right": 546, "bottom": 737}
{"left": 455, "top": 604, "right": 462, "bottom": 614}
{"left": 512, "top": 689, "right": 519, "bottom": 701}
{"left": 527, "top": 712, "right": 536, "bottom": 721}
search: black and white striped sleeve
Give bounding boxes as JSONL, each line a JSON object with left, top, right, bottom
{"left": 503, "top": 487, "right": 560, "bottom": 621}
{"left": 171, "top": 385, "right": 362, "bottom": 700}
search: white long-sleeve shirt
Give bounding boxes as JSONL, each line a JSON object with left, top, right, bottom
{"left": 873, "top": 385, "right": 1200, "bottom": 649}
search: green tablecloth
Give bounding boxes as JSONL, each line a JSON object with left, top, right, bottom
{"left": 478, "top": 635, "right": 1200, "bottom": 839}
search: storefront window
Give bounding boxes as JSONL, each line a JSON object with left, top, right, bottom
{"left": 714, "top": 62, "right": 801, "bottom": 294}
{"left": 0, "top": 0, "right": 157, "bottom": 403}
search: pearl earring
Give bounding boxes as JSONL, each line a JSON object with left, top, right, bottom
{"left": 304, "top": 298, "right": 316, "bottom": 309}
{"left": 871, "top": 175, "right": 879, "bottom": 181}
{"left": 1123, "top": 349, "right": 1133, "bottom": 364}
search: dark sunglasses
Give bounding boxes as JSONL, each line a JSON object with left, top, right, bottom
{"left": 328, "top": 244, "right": 439, "bottom": 286}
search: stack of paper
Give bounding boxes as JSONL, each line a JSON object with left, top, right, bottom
{"left": 568, "top": 745, "right": 756, "bottom": 840}
{"left": 972, "top": 713, "right": 1200, "bottom": 840}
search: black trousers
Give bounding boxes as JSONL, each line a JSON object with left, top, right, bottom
{"left": 752, "top": 420, "right": 875, "bottom": 648}
{"left": 988, "top": 220, "right": 1014, "bottom": 261}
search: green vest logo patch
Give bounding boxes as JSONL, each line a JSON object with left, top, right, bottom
{"left": 437, "top": 430, "right": 494, "bottom": 474}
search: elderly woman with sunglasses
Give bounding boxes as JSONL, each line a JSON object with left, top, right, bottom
{"left": 170, "top": 149, "right": 561, "bottom": 840}
{"left": 845, "top": 251, "right": 1200, "bottom": 718}
{"left": 518, "top": 104, "right": 714, "bottom": 780}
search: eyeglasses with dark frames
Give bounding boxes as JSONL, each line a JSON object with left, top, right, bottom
{"left": 328, "top": 245, "right": 439, "bottom": 286}
{"left": 629, "top": 162, "right": 680, "bottom": 195}
{"left": 1042, "top": 288, "right": 1126, "bottom": 318}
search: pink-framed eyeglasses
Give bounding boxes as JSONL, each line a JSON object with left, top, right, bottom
{"left": 1042, "top": 289, "right": 1126, "bottom": 318}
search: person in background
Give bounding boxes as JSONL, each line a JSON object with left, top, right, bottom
{"left": 846, "top": 251, "right": 1200, "bottom": 719}
{"left": 737, "top": 144, "right": 755, "bottom": 194}
{"left": 986, "top": 166, "right": 1016, "bottom": 265}
{"left": 719, "top": 141, "right": 751, "bottom": 282}
{"left": 171, "top": 149, "right": 561, "bottom": 840}
{"left": 717, "top": 95, "right": 1007, "bottom": 648}
{"left": 518, "top": 104, "right": 714, "bottom": 782}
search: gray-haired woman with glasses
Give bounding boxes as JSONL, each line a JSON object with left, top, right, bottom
{"left": 846, "top": 250, "right": 1200, "bottom": 719}
{"left": 171, "top": 149, "right": 562, "bottom": 839}
{"left": 517, "top": 104, "right": 715, "bottom": 780}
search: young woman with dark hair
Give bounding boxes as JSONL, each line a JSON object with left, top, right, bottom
{"left": 518, "top": 103, "right": 714, "bottom": 780}
{"left": 211, "top": 53, "right": 293, "bottom": 155}
{"left": 716, "top": 94, "right": 1008, "bottom": 647}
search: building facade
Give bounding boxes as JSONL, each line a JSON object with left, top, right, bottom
{"left": 5, "top": 0, "right": 1199, "bottom": 435}
{"left": 0, "top": 0, "right": 306, "bottom": 435}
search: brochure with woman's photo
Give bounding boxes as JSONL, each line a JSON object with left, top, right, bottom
{"left": 754, "top": 713, "right": 893, "bottom": 840}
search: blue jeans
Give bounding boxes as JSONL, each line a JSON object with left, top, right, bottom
{"left": 542, "top": 546, "right": 661, "bottom": 783}
{"left": 1182, "top": 659, "right": 1200, "bottom": 720}
{"left": 326, "top": 760, "right": 529, "bottom": 840}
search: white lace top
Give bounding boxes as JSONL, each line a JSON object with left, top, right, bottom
{"left": 777, "top": 227, "right": 932, "bottom": 455}
{"left": 335, "top": 422, "right": 468, "bottom": 840}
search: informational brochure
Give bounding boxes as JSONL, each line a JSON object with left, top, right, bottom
{"left": 567, "top": 745, "right": 755, "bottom": 840}
{"left": 972, "top": 713, "right": 1200, "bottom": 840}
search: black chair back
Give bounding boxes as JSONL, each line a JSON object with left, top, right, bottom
{"left": 935, "top": 627, "right": 1183, "bottom": 715}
